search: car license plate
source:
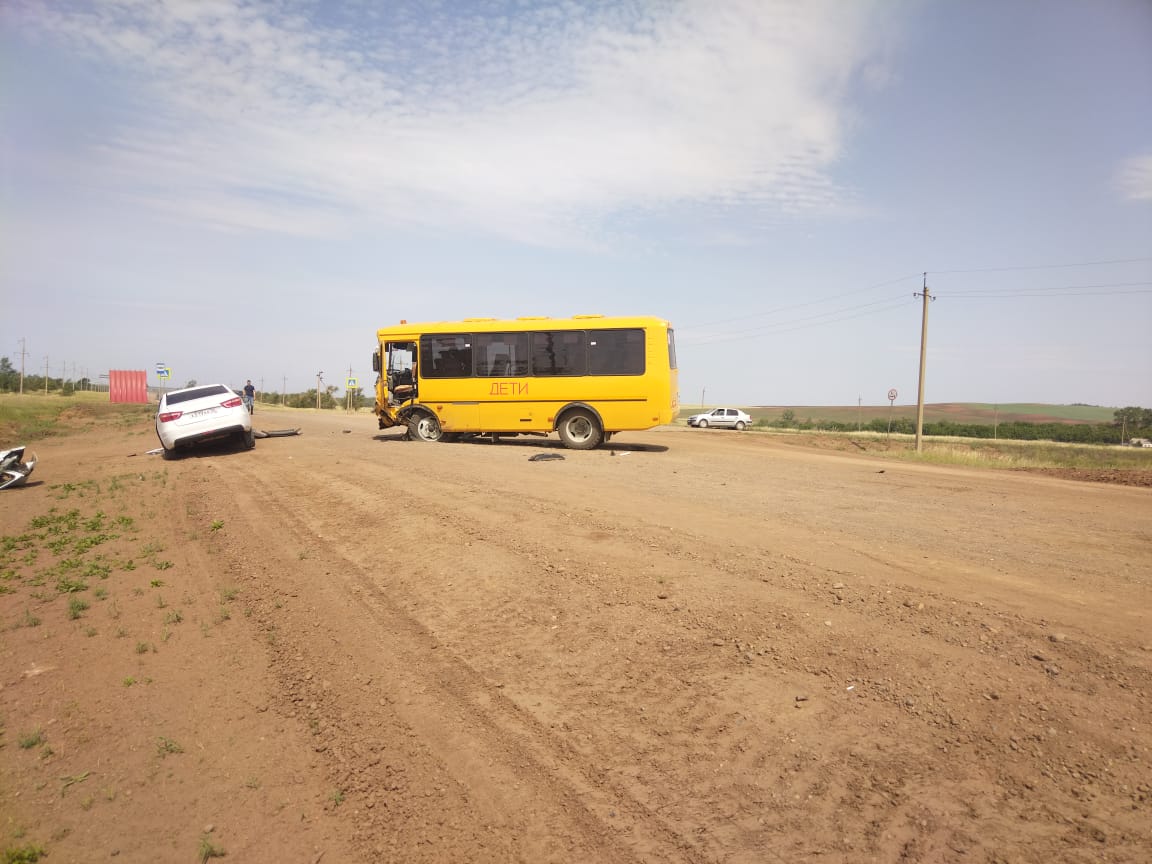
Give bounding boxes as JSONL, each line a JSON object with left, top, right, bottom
{"left": 187, "top": 407, "right": 218, "bottom": 419}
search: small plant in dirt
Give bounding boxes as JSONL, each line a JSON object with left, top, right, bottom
{"left": 85, "top": 627, "right": 97, "bottom": 637}
{"left": 244, "top": 776, "right": 261, "bottom": 790}
{"left": 18, "top": 729, "right": 44, "bottom": 749}
{"left": 55, "top": 575, "right": 89, "bottom": 594}
{"left": 155, "top": 595, "right": 167, "bottom": 609}
{"left": 122, "top": 677, "right": 136, "bottom": 687}
{"left": 330, "top": 789, "right": 345, "bottom": 806}
{"left": 210, "top": 520, "right": 224, "bottom": 532}
{"left": 150, "top": 579, "right": 165, "bottom": 588}
{"left": 164, "top": 610, "right": 183, "bottom": 625}
{"left": 2, "top": 844, "right": 47, "bottom": 864}
{"left": 93, "top": 586, "right": 107, "bottom": 600}
{"left": 134, "top": 641, "right": 151, "bottom": 655}
{"left": 21, "top": 609, "right": 42, "bottom": 628}
{"left": 152, "top": 559, "right": 174, "bottom": 571}
{"left": 221, "top": 587, "right": 238, "bottom": 602}
{"left": 198, "top": 837, "right": 226, "bottom": 862}
{"left": 156, "top": 736, "right": 183, "bottom": 757}
{"left": 67, "top": 597, "right": 90, "bottom": 620}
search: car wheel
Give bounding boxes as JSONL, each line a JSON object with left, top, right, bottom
{"left": 735, "top": 421, "right": 746, "bottom": 431}
{"left": 698, "top": 419, "right": 709, "bottom": 428}
{"left": 161, "top": 447, "right": 177, "bottom": 461}
{"left": 240, "top": 429, "right": 256, "bottom": 450}
{"left": 408, "top": 411, "right": 443, "bottom": 442}
{"left": 557, "top": 409, "right": 602, "bottom": 450}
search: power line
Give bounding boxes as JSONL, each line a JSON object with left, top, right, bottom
{"left": 685, "top": 272, "right": 922, "bottom": 329}
{"left": 680, "top": 295, "right": 912, "bottom": 345}
{"left": 944, "top": 280, "right": 1152, "bottom": 297}
{"left": 930, "top": 256, "right": 1152, "bottom": 275}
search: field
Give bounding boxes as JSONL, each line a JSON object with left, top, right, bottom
{"left": 2, "top": 398, "right": 1151, "bottom": 863}
{"left": 681, "top": 402, "right": 1119, "bottom": 426}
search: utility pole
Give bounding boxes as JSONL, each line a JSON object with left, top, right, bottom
{"left": 18, "top": 337, "right": 27, "bottom": 394}
{"left": 282, "top": 375, "right": 287, "bottom": 406}
{"left": 44, "top": 356, "right": 50, "bottom": 395}
{"left": 316, "top": 371, "right": 323, "bottom": 410}
{"left": 857, "top": 396, "right": 862, "bottom": 432}
{"left": 914, "top": 273, "right": 934, "bottom": 453}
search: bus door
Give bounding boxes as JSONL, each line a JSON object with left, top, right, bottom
{"left": 385, "top": 341, "right": 416, "bottom": 405}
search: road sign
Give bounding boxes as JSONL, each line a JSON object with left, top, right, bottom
{"left": 887, "top": 388, "right": 898, "bottom": 402}
{"left": 346, "top": 377, "right": 358, "bottom": 389}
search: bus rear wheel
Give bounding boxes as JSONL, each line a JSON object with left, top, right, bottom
{"left": 408, "top": 412, "right": 443, "bottom": 443}
{"left": 557, "top": 409, "right": 602, "bottom": 450}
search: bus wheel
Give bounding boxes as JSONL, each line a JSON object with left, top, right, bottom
{"left": 408, "top": 412, "right": 443, "bottom": 442}
{"left": 557, "top": 409, "right": 602, "bottom": 450}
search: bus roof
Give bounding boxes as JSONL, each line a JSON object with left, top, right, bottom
{"left": 376, "top": 314, "right": 671, "bottom": 339}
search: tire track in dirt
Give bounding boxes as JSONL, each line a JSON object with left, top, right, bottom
{"left": 183, "top": 455, "right": 707, "bottom": 863}
{"left": 180, "top": 423, "right": 1151, "bottom": 863}
{"left": 289, "top": 443, "right": 1152, "bottom": 863}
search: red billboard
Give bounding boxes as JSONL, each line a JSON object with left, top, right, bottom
{"left": 109, "top": 370, "right": 148, "bottom": 404}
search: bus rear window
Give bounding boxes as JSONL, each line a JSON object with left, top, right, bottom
{"left": 588, "top": 328, "right": 645, "bottom": 375}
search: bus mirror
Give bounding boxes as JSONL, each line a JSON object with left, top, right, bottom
{"left": 371, "top": 352, "right": 380, "bottom": 373}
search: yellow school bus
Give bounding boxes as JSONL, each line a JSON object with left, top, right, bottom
{"left": 372, "top": 314, "right": 678, "bottom": 449}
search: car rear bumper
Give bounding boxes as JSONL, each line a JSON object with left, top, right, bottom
{"left": 166, "top": 424, "right": 248, "bottom": 450}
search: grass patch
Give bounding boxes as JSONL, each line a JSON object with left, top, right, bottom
{"left": 156, "top": 736, "right": 183, "bottom": 757}
{"left": 198, "top": 837, "right": 226, "bottom": 862}
{"left": 18, "top": 729, "right": 44, "bottom": 749}
{"left": 67, "top": 596, "right": 90, "bottom": 619}
{"left": 2, "top": 844, "right": 47, "bottom": 864}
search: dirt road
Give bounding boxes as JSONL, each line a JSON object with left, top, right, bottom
{"left": 2, "top": 408, "right": 1150, "bottom": 863}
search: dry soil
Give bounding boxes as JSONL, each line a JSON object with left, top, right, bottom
{"left": 1, "top": 409, "right": 1150, "bottom": 863}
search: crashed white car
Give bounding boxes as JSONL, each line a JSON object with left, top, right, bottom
{"left": 687, "top": 407, "right": 752, "bottom": 430}
{"left": 155, "top": 384, "right": 254, "bottom": 456}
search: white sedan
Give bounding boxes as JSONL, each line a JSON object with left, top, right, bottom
{"left": 156, "top": 384, "right": 254, "bottom": 456}
{"left": 687, "top": 407, "right": 752, "bottom": 430}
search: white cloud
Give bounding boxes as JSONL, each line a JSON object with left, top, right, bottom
{"left": 13, "top": 0, "right": 894, "bottom": 243}
{"left": 1116, "top": 153, "right": 1152, "bottom": 201}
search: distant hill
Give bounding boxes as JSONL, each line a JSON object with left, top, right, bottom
{"left": 680, "top": 403, "right": 1118, "bottom": 426}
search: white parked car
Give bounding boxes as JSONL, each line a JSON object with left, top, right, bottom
{"left": 687, "top": 407, "right": 751, "bottom": 430}
{"left": 156, "top": 384, "right": 254, "bottom": 456}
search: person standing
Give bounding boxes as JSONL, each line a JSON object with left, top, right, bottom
{"left": 242, "top": 379, "right": 256, "bottom": 414}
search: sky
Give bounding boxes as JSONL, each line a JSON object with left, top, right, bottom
{"left": 2, "top": 0, "right": 1150, "bottom": 408}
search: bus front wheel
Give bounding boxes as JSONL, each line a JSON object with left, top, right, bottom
{"left": 408, "top": 412, "right": 443, "bottom": 443}
{"left": 557, "top": 409, "right": 602, "bottom": 450}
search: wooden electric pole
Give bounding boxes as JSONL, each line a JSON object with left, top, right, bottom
{"left": 914, "top": 273, "right": 934, "bottom": 453}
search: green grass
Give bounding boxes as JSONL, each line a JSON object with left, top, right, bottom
{"left": 2, "top": 844, "right": 47, "bottom": 864}
{"left": 198, "top": 837, "right": 226, "bottom": 862}
{"left": 764, "top": 430, "right": 1151, "bottom": 472}
{"left": 0, "top": 392, "right": 154, "bottom": 442}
